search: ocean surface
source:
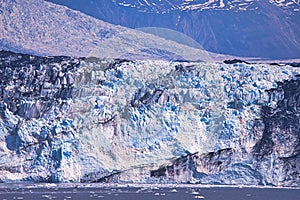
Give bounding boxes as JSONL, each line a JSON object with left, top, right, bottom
{"left": 0, "top": 184, "right": 299, "bottom": 200}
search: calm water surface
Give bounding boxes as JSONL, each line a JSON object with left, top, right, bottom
{"left": 0, "top": 184, "right": 299, "bottom": 200}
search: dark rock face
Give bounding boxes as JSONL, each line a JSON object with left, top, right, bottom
{"left": 150, "top": 149, "right": 233, "bottom": 182}
{"left": 252, "top": 80, "right": 300, "bottom": 185}
{"left": 0, "top": 51, "right": 79, "bottom": 119}
{"left": 224, "top": 59, "right": 250, "bottom": 65}
{"left": 0, "top": 51, "right": 299, "bottom": 186}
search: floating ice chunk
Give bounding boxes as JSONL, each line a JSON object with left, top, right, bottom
{"left": 194, "top": 196, "right": 205, "bottom": 199}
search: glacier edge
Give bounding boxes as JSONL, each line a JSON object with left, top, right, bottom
{"left": 0, "top": 51, "right": 299, "bottom": 186}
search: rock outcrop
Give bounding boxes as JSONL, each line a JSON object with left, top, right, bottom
{"left": 0, "top": 50, "right": 299, "bottom": 186}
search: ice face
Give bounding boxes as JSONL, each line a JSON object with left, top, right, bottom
{"left": 72, "top": 60, "right": 297, "bottom": 172}
{"left": 0, "top": 52, "right": 299, "bottom": 185}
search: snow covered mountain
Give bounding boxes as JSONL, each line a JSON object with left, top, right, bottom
{"left": 113, "top": 0, "right": 300, "bottom": 13}
{"left": 0, "top": 0, "right": 217, "bottom": 61}
{"left": 0, "top": 51, "right": 299, "bottom": 186}
{"left": 268, "top": 0, "right": 300, "bottom": 10}
{"left": 47, "top": 0, "right": 300, "bottom": 59}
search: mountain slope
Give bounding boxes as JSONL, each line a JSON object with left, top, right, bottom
{"left": 0, "top": 0, "right": 215, "bottom": 61}
{"left": 46, "top": 0, "right": 300, "bottom": 59}
{"left": 0, "top": 0, "right": 124, "bottom": 57}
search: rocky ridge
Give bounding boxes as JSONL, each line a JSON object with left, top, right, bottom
{"left": 0, "top": 0, "right": 213, "bottom": 61}
{"left": 0, "top": 50, "right": 299, "bottom": 186}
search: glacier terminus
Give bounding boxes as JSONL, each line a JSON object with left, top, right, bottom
{"left": 0, "top": 51, "right": 299, "bottom": 187}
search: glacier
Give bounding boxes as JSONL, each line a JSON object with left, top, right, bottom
{"left": 0, "top": 51, "right": 299, "bottom": 186}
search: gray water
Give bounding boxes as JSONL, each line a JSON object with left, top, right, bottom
{"left": 0, "top": 184, "right": 299, "bottom": 200}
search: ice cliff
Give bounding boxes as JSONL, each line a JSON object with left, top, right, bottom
{"left": 0, "top": 51, "right": 299, "bottom": 186}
